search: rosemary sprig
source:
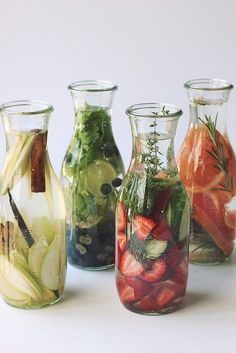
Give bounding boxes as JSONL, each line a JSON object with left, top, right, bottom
{"left": 198, "top": 114, "right": 233, "bottom": 192}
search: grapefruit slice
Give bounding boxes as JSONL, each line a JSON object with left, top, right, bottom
{"left": 178, "top": 124, "right": 227, "bottom": 193}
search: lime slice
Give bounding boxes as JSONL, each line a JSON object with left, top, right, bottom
{"left": 40, "top": 236, "right": 62, "bottom": 290}
{"left": 28, "top": 239, "right": 48, "bottom": 276}
{"left": 0, "top": 255, "right": 42, "bottom": 300}
{"left": 83, "top": 160, "right": 116, "bottom": 196}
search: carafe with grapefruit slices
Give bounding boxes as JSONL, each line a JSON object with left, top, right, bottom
{"left": 116, "top": 103, "right": 190, "bottom": 315}
{"left": 178, "top": 79, "right": 236, "bottom": 264}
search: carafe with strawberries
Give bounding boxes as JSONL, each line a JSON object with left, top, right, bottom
{"left": 178, "top": 79, "right": 236, "bottom": 264}
{"left": 0, "top": 100, "right": 66, "bottom": 309}
{"left": 116, "top": 103, "right": 189, "bottom": 315}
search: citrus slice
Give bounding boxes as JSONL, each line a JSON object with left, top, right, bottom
{"left": 178, "top": 125, "right": 227, "bottom": 193}
{"left": 0, "top": 255, "right": 42, "bottom": 300}
{"left": 192, "top": 192, "right": 234, "bottom": 254}
{"left": 83, "top": 160, "right": 116, "bottom": 196}
{"left": 40, "top": 236, "right": 62, "bottom": 290}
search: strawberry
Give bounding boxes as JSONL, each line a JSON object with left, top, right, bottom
{"left": 137, "top": 295, "right": 157, "bottom": 311}
{"left": 117, "top": 202, "right": 127, "bottom": 231}
{"left": 126, "top": 276, "right": 152, "bottom": 300}
{"left": 152, "top": 217, "right": 173, "bottom": 241}
{"left": 133, "top": 215, "right": 156, "bottom": 240}
{"left": 117, "top": 231, "right": 126, "bottom": 253}
{"left": 140, "top": 258, "right": 167, "bottom": 282}
{"left": 156, "top": 287, "right": 176, "bottom": 308}
{"left": 165, "top": 245, "right": 183, "bottom": 268}
{"left": 116, "top": 277, "right": 136, "bottom": 304}
{"left": 120, "top": 251, "right": 144, "bottom": 277}
{"left": 173, "top": 256, "right": 188, "bottom": 284}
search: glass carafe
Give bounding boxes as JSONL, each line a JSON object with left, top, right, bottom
{"left": 178, "top": 79, "right": 236, "bottom": 264}
{"left": 61, "top": 80, "right": 125, "bottom": 270}
{"left": 116, "top": 103, "right": 189, "bottom": 315}
{"left": 0, "top": 100, "right": 66, "bottom": 309}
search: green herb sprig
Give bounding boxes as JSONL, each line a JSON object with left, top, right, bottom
{"left": 198, "top": 114, "right": 233, "bottom": 192}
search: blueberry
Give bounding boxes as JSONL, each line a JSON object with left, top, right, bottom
{"left": 112, "top": 177, "right": 122, "bottom": 187}
{"left": 100, "top": 183, "right": 112, "bottom": 195}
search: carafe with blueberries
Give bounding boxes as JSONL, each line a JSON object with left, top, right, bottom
{"left": 61, "top": 80, "right": 125, "bottom": 270}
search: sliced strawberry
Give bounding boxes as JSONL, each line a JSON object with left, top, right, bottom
{"left": 120, "top": 251, "right": 144, "bottom": 277}
{"left": 126, "top": 276, "right": 152, "bottom": 300}
{"left": 156, "top": 287, "right": 176, "bottom": 308}
{"left": 117, "top": 202, "right": 127, "bottom": 231}
{"left": 165, "top": 245, "right": 183, "bottom": 268}
{"left": 152, "top": 217, "right": 174, "bottom": 241}
{"left": 117, "top": 231, "right": 126, "bottom": 253}
{"left": 140, "top": 258, "right": 167, "bottom": 282}
{"left": 116, "top": 277, "right": 136, "bottom": 304}
{"left": 133, "top": 215, "right": 156, "bottom": 240}
{"left": 173, "top": 256, "right": 188, "bottom": 284}
{"left": 137, "top": 295, "right": 157, "bottom": 311}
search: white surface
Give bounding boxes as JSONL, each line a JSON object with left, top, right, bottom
{"left": 0, "top": 251, "right": 235, "bottom": 353}
{"left": 0, "top": 2, "right": 236, "bottom": 352}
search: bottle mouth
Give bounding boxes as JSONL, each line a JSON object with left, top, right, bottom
{"left": 0, "top": 100, "right": 54, "bottom": 115}
{"left": 184, "top": 78, "right": 233, "bottom": 91}
{"left": 68, "top": 80, "right": 118, "bottom": 92}
{"left": 126, "top": 103, "right": 183, "bottom": 120}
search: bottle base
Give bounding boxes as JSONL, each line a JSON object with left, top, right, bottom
{"left": 123, "top": 301, "right": 183, "bottom": 316}
{"left": 68, "top": 261, "right": 114, "bottom": 271}
{"left": 3, "top": 295, "right": 62, "bottom": 310}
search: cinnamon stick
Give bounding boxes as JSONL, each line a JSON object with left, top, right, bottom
{"left": 0, "top": 221, "right": 15, "bottom": 256}
{"left": 31, "top": 131, "right": 47, "bottom": 193}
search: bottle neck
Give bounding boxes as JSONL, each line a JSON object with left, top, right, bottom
{"left": 131, "top": 132, "right": 176, "bottom": 174}
{"left": 188, "top": 99, "right": 228, "bottom": 134}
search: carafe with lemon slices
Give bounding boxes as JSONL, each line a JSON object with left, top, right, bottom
{"left": 0, "top": 100, "right": 66, "bottom": 308}
{"left": 61, "top": 80, "right": 124, "bottom": 270}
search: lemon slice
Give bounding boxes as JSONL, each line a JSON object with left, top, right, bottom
{"left": 83, "top": 160, "right": 116, "bottom": 196}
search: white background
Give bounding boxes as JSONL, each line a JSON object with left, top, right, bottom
{"left": 0, "top": 1, "right": 236, "bottom": 352}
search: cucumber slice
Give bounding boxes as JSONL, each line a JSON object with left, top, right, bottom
{"left": 179, "top": 199, "right": 190, "bottom": 241}
{"left": 28, "top": 239, "right": 48, "bottom": 276}
{"left": 0, "top": 255, "right": 42, "bottom": 300}
{"left": 40, "top": 236, "right": 62, "bottom": 290}
{"left": 145, "top": 239, "right": 168, "bottom": 259}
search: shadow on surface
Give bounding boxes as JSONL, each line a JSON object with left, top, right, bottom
{"left": 181, "top": 291, "right": 211, "bottom": 311}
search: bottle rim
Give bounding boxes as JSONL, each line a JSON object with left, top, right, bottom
{"left": 0, "top": 100, "right": 54, "bottom": 115}
{"left": 126, "top": 103, "right": 183, "bottom": 120}
{"left": 184, "top": 78, "right": 233, "bottom": 91}
{"left": 68, "top": 80, "right": 118, "bottom": 92}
